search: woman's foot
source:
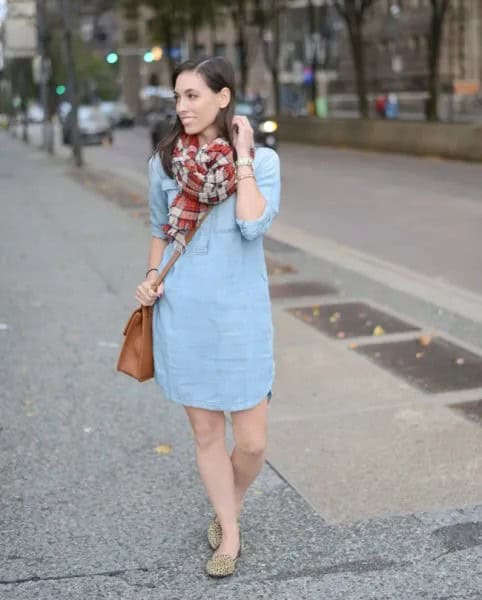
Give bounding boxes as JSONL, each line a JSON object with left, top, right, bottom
{"left": 206, "top": 528, "right": 243, "bottom": 578}
{"left": 212, "top": 526, "right": 241, "bottom": 560}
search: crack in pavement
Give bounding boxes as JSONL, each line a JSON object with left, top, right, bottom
{"left": 0, "top": 565, "right": 149, "bottom": 587}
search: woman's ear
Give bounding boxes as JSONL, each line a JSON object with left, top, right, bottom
{"left": 218, "top": 87, "right": 231, "bottom": 109}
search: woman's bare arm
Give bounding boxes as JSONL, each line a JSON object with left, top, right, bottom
{"left": 147, "top": 237, "right": 168, "bottom": 278}
{"left": 235, "top": 164, "right": 267, "bottom": 222}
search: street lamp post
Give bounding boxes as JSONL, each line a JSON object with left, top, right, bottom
{"left": 36, "top": 0, "right": 54, "bottom": 154}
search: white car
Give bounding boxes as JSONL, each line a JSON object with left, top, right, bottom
{"left": 62, "top": 105, "right": 113, "bottom": 146}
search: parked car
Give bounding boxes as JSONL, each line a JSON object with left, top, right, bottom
{"left": 148, "top": 96, "right": 279, "bottom": 151}
{"left": 99, "top": 101, "right": 135, "bottom": 128}
{"left": 27, "top": 102, "right": 45, "bottom": 123}
{"left": 235, "top": 98, "right": 278, "bottom": 151}
{"left": 62, "top": 105, "right": 113, "bottom": 146}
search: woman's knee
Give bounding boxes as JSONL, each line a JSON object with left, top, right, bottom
{"left": 186, "top": 410, "right": 225, "bottom": 450}
{"left": 236, "top": 436, "right": 266, "bottom": 458}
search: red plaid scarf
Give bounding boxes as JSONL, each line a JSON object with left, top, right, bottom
{"left": 162, "top": 134, "right": 241, "bottom": 252}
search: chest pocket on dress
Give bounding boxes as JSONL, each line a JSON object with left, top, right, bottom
{"left": 161, "top": 177, "right": 211, "bottom": 254}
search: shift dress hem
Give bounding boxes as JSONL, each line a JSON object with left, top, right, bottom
{"left": 154, "top": 372, "right": 273, "bottom": 412}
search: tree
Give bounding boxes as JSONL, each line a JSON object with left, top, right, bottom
{"left": 186, "top": 0, "right": 220, "bottom": 58}
{"left": 333, "top": 0, "right": 377, "bottom": 119}
{"left": 254, "top": 0, "right": 288, "bottom": 115}
{"left": 426, "top": 0, "right": 450, "bottom": 121}
{"left": 225, "top": 0, "right": 251, "bottom": 96}
{"left": 122, "top": 0, "right": 184, "bottom": 79}
{"left": 223, "top": 0, "right": 263, "bottom": 97}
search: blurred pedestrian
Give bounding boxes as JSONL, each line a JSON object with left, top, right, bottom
{"left": 375, "top": 93, "right": 387, "bottom": 118}
{"left": 134, "top": 56, "right": 280, "bottom": 578}
{"left": 385, "top": 93, "right": 400, "bottom": 120}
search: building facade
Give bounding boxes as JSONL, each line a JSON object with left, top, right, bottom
{"left": 118, "top": 0, "right": 482, "bottom": 118}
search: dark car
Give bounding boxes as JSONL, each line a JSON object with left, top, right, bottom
{"left": 62, "top": 105, "right": 113, "bottom": 146}
{"left": 235, "top": 98, "right": 278, "bottom": 151}
{"left": 148, "top": 97, "right": 177, "bottom": 150}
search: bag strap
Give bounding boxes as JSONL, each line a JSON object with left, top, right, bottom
{"left": 149, "top": 206, "right": 214, "bottom": 290}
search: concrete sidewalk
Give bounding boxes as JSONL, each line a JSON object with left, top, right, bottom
{"left": 1, "top": 133, "right": 481, "bottom": 599}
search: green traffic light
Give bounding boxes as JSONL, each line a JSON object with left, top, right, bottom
{"left": 143, "top": 51, "right": 154, "bottom": 63}
{"left": 56, "top": 85, "right": 66, "bottom": 95}
{"left": 106, "top": 52, "right": 119, "bottom": 64}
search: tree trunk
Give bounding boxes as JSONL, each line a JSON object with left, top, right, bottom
{"left": 237, "top": 29, "right": 248, "bottom": 97}
{"left": 209, "top": 21, "right": 217, "bottom": 53}
{"left": 307, "top": 0, "right": 318, "bottom": 114}
{"left": 163, "top": 20, "right": 176, "bottom": 81}
{"left": 426, "top": 3, "right": 447, "bottom": 121}
{"left": 231, "top": 0, "right": 250, "bottom": 98}
{"left": 60, "top": 0, "right": 82, "bottom": 167}
{"left": 348, "top": 24, "right": 369, "bottom": 118}
{"left": 190, "top": 22, "right": 199, "bottom": 58}
{"left": 271, "top": 67, "right": 280, "bottom": 114}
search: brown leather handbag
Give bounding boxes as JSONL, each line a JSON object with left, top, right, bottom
{"left": 117, "top": 208, "right": 213, "bottom": 382}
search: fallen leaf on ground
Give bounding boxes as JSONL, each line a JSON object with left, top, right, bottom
{"left": 455, "top": 358, "right": 465, "bottom": 365}
{"left": 349, "top": 342, "right": 358, "bottom": 349}
{"left": 373, "top": 325, "right": 385, "bottom": 336}
{"left": 329, "top": 312, "right": 341, "bottom": 323}
{"left": 154, "top": 444, "right": 172, "bottom": 455}
{"left": 418, "top": 335, "right": 433, "bottom": 347}
{"left": 415, "top": 352, "right": 424, "bottom": 359}
{"left": 312, "top": 307, "right": 320, "bottom": 316}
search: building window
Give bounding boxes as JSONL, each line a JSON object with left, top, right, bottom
{"left": 214, "top": 43, "right": 226, "bottom": 57}
{"left": 194, "top": 44, "right": 206, "bottom": 58}
{"left": 234, "top": 42, "right": 243, "bottom": 69}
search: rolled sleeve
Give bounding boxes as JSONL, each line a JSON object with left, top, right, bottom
{"left": 148, "top": 155, "right": 169, "bottom": 239}
{"left": 236, "top": 149, "right": 281, "bottom": 241}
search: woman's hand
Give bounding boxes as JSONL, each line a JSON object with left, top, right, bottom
{"left": 232, "top": 115, "right": 254, "bottom": 157}
{"left": 135, "top": 275, "right": 164, "bottom": 306}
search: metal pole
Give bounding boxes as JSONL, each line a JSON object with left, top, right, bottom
{"left": 59, "top": 0, "right": 82, "bottom": 166}
{"left": 36, "top": 0, "right": 48, "bottom": 150}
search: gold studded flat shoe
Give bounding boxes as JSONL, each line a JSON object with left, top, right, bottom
{"left": 207, "top": 516, "right": 222, "bottom": 550}
{"left": 205, "top": 531, "right": 243, "bottom": 578}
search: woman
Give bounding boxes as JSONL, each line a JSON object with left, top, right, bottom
{"left": 135, "top": 56, "right": 280, "bottom": 578}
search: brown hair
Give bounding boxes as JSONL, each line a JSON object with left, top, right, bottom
{"left": 157, "top": 56, "right": 237, "bottom": 178}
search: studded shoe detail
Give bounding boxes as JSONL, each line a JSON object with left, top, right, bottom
{"left": 205, "top": 530, "right": 243, "bottom": 578}
{"left": 207, "top": 516, "right": 222, "bottom": 550}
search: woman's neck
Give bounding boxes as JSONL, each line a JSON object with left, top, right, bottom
{"left": 198, "top": 125, "right": 219, "bottom": 146}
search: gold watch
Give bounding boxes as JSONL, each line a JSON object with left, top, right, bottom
{"left": 236, "top": 157, "right": 254, "bottom": 168}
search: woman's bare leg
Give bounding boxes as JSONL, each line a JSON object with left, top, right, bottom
{"left": 230, "top": 397, "right": 269, "bottom": 517}
{"left": 184, "top": 406, "right": 240, "bottom": 558}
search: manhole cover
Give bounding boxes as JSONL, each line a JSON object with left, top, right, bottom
{"left": 270, "top": 281, "right": 337, "bottom": 299}
{"left": 355, "top": 337, "right": 482, "bottom": 393}
{"left": 288, "top": 302, "right": 419, "bottom": 339}
{"left": 264, "top": 236, "right": 299, "bottom": 253}
{"left": 266, "top": 257, "right": 296, "bottom": 275}
{"left": 449, "top": 399, "right": 482, "bottom": 425}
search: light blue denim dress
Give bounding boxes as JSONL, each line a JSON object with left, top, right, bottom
{"left": 149, "top": 147, "right": 281, "bottom": 412}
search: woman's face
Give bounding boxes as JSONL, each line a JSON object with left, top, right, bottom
{"left": 174, "top": 70, "right": 230, "bottom": 139}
